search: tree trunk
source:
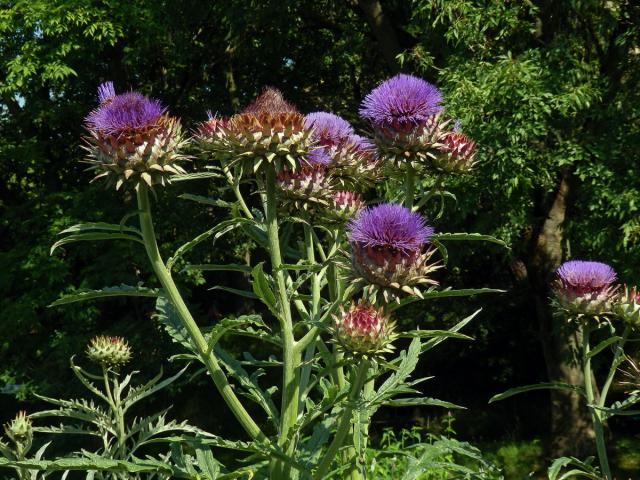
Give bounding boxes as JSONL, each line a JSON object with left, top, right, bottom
{"left": 525, "top": 170, "right": 594, "bottom": 457}
{"left": 352, "top": 0, "right": 402, "bottom": 73}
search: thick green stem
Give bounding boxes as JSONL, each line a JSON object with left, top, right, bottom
{"left": 404, "top": 165, "right": 416, "bottom": 209}
{"left": 299, "top": 224, "right": 321, "bottom": 410}
{"left": 263, "top": 165, "right": 298, "bottom": 476}
{"left": 136, "top": 184, "right": 264, "bottom": 441}
{"left": 582, "top": 326, "right": 612, "bottom": 480}
{"left": 313, "top": 360, "right": 369, "bottom": 480}
{"left": 599, "top": 326, "right": 630, "bottom": 408}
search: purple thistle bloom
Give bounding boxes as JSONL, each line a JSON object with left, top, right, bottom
{"left": 553, "top": 260, "right": 618, "bottom": 317}
{"left": 304, "top": 112, "right": 355, "bottom": 146}
{"left": 85, "top": 83, "right": 165, "bottom": 135}
{"left": 306, "top": 147, "right": 332, "bottom": 166}
{"left": 556, "top": 260, "right": 617, "bottom": 295}
{"left": 359, "top": 74, "right": 443, "bottom": 131}
{"left": 348, "top": 203, "right": 433, "bottom": 255}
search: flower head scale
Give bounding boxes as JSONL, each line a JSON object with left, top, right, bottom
{"left": 201, "top": 88, "right": 314, "bottom": 174}
{"left": 86, "top": 335, "right": 132, "bottom": 369}
{"left": 4, "top": 411, "right": 33, "bottom": 452}
{"left": 332, "top": 301, "right": 396, "bottom": 356}
{"left": 304, "top": 112, "right": 355, "bottom": 146}
{"left": 276, "top": 162, "right": 333, "bottom": 211}
{"left": 348, "top": 203, "right": 433, "bottom": 255}
{"left": 243, "top": 87, "right": 298, "bottom": 114}
{"left": 83, "top": 82, "right": 187, "bottom": 190}
{"left": 324, "top": 191, "right": 365, "bottom": 223}
{"left": 553, "top": 260, "right": 618, "bottom": 319}
{"left": 432, "top": 131, "right": 477, "bottom": 174}
{"left": 359, "top": 74, "right": 442, "bottom": 131}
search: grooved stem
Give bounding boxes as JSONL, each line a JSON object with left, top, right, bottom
{"left": 136, "top": 184, "right": 264, "bottom": 441}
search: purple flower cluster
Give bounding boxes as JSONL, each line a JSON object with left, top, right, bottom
{"left": 348, "top": 203, "right": 433, "bottom": 255}
{"left": 359, "top": 74, "right": 442, "bottom": 131}
{"left": 554, "top": 260, "right": 618, "bottom": 317}
{"left": 85, "top": 82, "right": 165, "bottom": 135}
{"left": 306, "top": 148, "right": 332, "bottom": 166}
{"left": 556, "top": 260, "right": 617, "bottom": 295}
{"left": 304, "top": 112, "right": 354, "bottom": 146}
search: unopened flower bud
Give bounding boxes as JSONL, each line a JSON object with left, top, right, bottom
{"left": 552, "top": 260, "right": 618, "bottom": 319}
{"left": 87, "top": 336, "right": 132, "bottom": 368}
{"left": 333, "top": 301, "right": 396, "bottom": 356}
{"left": 202, "top": 88, "right": 314, "bottom": 174}
{"left": 432, "top": 132, "right": 477, "bottom": 173}
{"left": 4, "top": 411, "right": 32, "bottom": 446}
{"left": 615, "top": 285, "right": 640, "bottom": 327}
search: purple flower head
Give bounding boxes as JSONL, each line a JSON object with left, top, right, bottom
{"left": 306, "top": 147, "right": 332, "bottom": 166}
{"left": 359, "top": 74, "right": 443, "bottom": 131}
{"left": 556, "top": 260, "right": 617, "bottom": 295}
{"left": 348, "top": 203, "right": 433, "bottom": 255}
{"left": 85, "top": 83, "right": 166, "bottom": 135}
{"left": 304, "top": 112, "right": 355, "bottom": 146}
{"left": 554, "top": 260, "right": 618, "bottom": 317}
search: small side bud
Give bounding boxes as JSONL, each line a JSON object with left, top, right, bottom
{"left": 615, "top": 285, "right": 640, "bottom": 327}
{"left": 4, "top": 411, "right": 33, "bottom": 455}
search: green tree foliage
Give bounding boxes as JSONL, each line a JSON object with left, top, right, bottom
{"left": 1, "top": 0, "right": 639, "bottom": 466}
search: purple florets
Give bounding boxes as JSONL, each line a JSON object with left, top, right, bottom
{"left": 85, "top": 83, "right": 165, "bottom": 135}
{"left": 306, "top": 147, "right": 332, "bottom": 166}
{"left": 304, "top": 112, "right": 354, "bottom": 146}
{"left": 349, "top": 134, "right": 375, "bottom": 152}
{"left": 348, "top": 203, "right": 433, "bottom": 254}
{"left": 556, "top": 260, "right": 617, "bottom": 295}
{"left": 359, "top": 74, "right": 442, "bottom": 131}
{"left": 97, "top": 81, "right": 116, "bottom": 103}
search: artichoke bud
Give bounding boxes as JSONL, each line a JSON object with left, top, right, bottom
{"left": 86, "top": 335, "right": 132, "bottom": 369}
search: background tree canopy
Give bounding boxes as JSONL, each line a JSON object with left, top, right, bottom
{"left": 1, "top": 0, "right": 639, "bottom": 476}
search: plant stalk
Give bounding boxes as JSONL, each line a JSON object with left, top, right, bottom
{"left": 263, "top": 165, "right": 299, "bottom": 477}
{"left": 313, "top": 360, "right": 369, "bottom": 480}
{"left": 136, "top": 183, "right": 264, "bottom": 441}
{"left": 582, "top": 326, "right": 612, "bottom": 480}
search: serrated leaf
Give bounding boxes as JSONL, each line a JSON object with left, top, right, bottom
{"left": 182, "top": 263, "right": 252, "bottom": 273}
{"left": 251, "top": 263, "right": 279, "bottom": 317}
{"left": 50, "top": 284, "right": 161, "bottom": 306}
{"left": 384, "top": 397, "right": 465, "bottom": 409}
{"left": 432, "top": 232, "right": 509, "bottom": 248}
{"left": 399, "top": 329, "right": 473, "bottom": 341}
{"left": 386, "top": 289, "right": 503, "bottom": 313}
{"left": 421, "top": 309, "right": 482, "bottom": 353}
{"left": 167, "top": 218, "right": 254, "bottom": 270}
{"left": 154, "top": 296, "right": 193, "bottom": 351}
{"left": 586, "top": 336, "right": 622, "bottom": 359}
{"left": 51, "top": 232, "right": 144, "bottom": 255}
{"left": 179, "top": 193, "right": 233, "bottom": 209}
{"left": 169, "top": 172, "right": 223, "bottom": 182}
{"left": 490, "top": 382, "right": 585, "bottom": 403}
{"left": 57, "top": 222, "right": 141, "bottom": 236}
